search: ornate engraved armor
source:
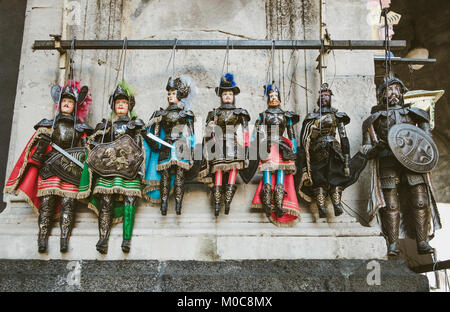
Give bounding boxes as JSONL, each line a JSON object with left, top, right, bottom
{"left": 250, "top": 84, "right": 301, "bottom": 226}
{"left": 4, "top": 81, "right": 93, "bottom": 253}
{"left": 199, "top": 73, "right": 250, "bottom": 216}
{"left": 82, "top": 82, "right": 144, "bottom": 254}
{"left": 362, "top": 77, "right": 441, "bottom": 256}
{"left": 144, "top": 76, "right": 196, "bottom": 216}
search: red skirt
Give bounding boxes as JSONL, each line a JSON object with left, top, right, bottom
{"left": 251, "top": 172, "right": 301, "bottom": 227}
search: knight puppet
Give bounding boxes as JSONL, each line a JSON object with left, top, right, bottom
{"left": 78, "top": 81, "right": 145, "bottom": 254}
{"left": 4, "top": 81, "right": 94, "bottom": 253}
{"left": 142, "top": 76, "right": 196, "bottom": 215}
{"left": 198, "top": 73, "right": 250, "bottom": 216}
{"left": 361, "top": 77, "right": 441, "bottom": 256}
{"left": 297, "top": 83, "right": 351, "bottom": 219}
{"left": 249, "top": 83, "right": 301, "bottom": 226}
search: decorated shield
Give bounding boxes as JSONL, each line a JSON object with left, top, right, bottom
{"left": 41, "top": 147, "right": 86, "bottom": 185}
{"left": 87, "top": 134, "right": 144, "bottom": 179}
{"left": 387, "top": 123, "right": 439, "bottom": 173}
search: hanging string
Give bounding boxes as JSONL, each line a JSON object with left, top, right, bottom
{"left": 69, "top": 37, "right": 78, "bottom": 148}
{"left": 165, "top": 38, "right": 178, "bottom": 78}
{"left": 380, "top": 0, "right": 392, "bottom": 135}
{"left": 101, "top": 37, "right": 128, "bottom": 143}
{"left": 217, "top": 37, "right": 230, "bottom": 97}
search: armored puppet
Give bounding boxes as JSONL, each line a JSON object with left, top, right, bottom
{"left": 198, "top": 73, "right": 250, "bottom": 216}
{"left": 78, "top": 81, "right": 145, "bottom": 254}
{"left": 297, "top": 83, "right": 351, "bottom": 219}
{"left": 143, "top": 76, "right": 196, "bottom": 215}
{"left": 361, "top": 77, "right": 441, "bottom": 256}
{"left": 4, "top": 81, "right": 94, "bottom": 252}
{"left": 250, "top": 84, "right": 301, "bottom": 226}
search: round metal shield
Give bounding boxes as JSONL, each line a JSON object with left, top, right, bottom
{"left": 387, "top": 123, "right": 439, "bottom": 173}
{"left": 87, "top": 134, "right": 144, "bottom": 179}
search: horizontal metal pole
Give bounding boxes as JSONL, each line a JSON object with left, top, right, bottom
{"left": 374, "top": 56, "right": 436, "bottom": 64}
{"left": 410, "top": 259, "right": 450, "bottom": 274}
{"left": 32, "top": 39, "right": 406, "bottom": 51}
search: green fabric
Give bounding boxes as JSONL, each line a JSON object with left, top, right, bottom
{"left": 79, "top": 153, "right": 91, "bottom": 194}
{"left": 123, "top": 204, "right": 136, "bottom": 239}
{"left": 94, "top": 176, "right": 141, "bottom": 191}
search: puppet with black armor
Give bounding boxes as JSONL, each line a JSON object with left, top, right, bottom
{"left": 249, "top": 84, "right": 301, "bottom": 226}
{"left": 142, "top": 76, "right": 196, "bottom": 215}
{"left": 4, "top": 81, "right": 93, "bottom": 253}
{"left": 78, "top": 81, "right": 145, "bottom": 254}
{"left": 297, "top": 83, "right": 351, "bottom": 219}
{"left": 198, "top": 73, "right": 250, "bottom": 216}
{"left": 361, "top": 77, "right": 441, "bottom": 256}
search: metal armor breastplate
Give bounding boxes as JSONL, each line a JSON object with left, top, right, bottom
{"left": 216, "top": 108, "right": 241, "bottom": 131}
{"left": 265, "top": 112, "right": 286, "bottom": 138}
{"left": 161, "top": 109, "right": 184, "bottom": 140}
{"left": 374, "top": 108, "right": 414, "bottom": 142}
{"left": 52, "top": 116, "right": 81, "bottom": 149}
{"left": 112, "top": 120, "right": 129, "bottom": 140}
{"left": 313, "top": 113, "right": 337, "bottom": 140}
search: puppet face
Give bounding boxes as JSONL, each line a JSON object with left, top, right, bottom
{"left": 60, "top": 97, "right": 75, "bottom": 115}
{"left": 383, "top": 83, "right": 402, "bottom": 106}
{"left": 221, "top": 90, "right": 234, "bottom": 104}
{"left": 268, "top": 91, "right": 281, "bottom": 107}
{"left": 319, "top": 91, "right": 331, "bottom": 107}
{"left": 168, "top": 90, "right": 179, "bottom": 104}
{"left": 115, "top": 98, "right": 129, "bottom": 116}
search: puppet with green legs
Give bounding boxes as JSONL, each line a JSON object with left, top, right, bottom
{"left": 78, "top": 81, "right": 145, "bottom": 254}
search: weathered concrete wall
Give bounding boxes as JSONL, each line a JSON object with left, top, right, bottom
{"left": 1, "top": 0, "right": 387, "bottom": 260}
{"left": 0, "top": 259, "right": 429, "bottom": 292}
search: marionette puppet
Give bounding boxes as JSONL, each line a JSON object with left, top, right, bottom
{"left": 142, "top": 76, "right": 197, "bottom": 215}
{"left": 297, "top": 83, "right": 352, "bottom": 220}
{"left": 248, "top": 84, "right": 301, "bottom": 226}
{"left": 361, "top": 77, "right": 441, "bottom": 256}
{"left": 78, "top": 81, "right": 145, "bottom": 254}
{"left": 197, "top": 73, "right": 250, "bottom": 216}
{"left": 4, "top": 81, "right": 94, "bottom": 253}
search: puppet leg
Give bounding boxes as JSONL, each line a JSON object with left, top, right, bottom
{"left": 213, "top": 170, "right": 223, "bottom": 216}
{"left": 60, "top": 197, "right": 76, "bottom": 252}
{"left": 330, "top": 185, "right": 344, "bottom": 217}
{"left": 174, "top": 166, "right": 185, "bottom": 215}
{"left": 313, "top": 187, "right": 328, "bottom": 218}
{"left": 96, "top": 194, "right": 114, "bottom": 254}
{"left": 273, "top": 170, "right": 285, "bottom": 218}
{"left": 38, "top": 195, "right": 58, "bottom": 253}
{"left": 379, "top": 188, "right": 401, "bottom": 256}
{"left": 160, "top": 169, "right": 170, "bottom": 216}
{"left": 409, "top": 184, "right": 433, "bottom": 254}
{"left": 224, "top": 168, "right": 238, "bottom": 215}
{"left": 261, "top": 171, "right": 273, "bottom": 217}
{"left": 122, "top": 196, "right": 138, "bottom": 253}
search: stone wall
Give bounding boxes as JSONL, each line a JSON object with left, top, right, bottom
{"left": 1, "top": 0, "right": 388, "bottom": 260}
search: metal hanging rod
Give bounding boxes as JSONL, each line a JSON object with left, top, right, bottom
{"left": 33, "top": 39, "right": 406, "bottom": 52}
{"left": 374, "top": 56, "right": 436, "bottom": 65}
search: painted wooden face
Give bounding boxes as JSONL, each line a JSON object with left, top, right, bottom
{"left": 168, "top": 90, "right": 179, "bottom": 104}
{"left": 60, "top": 97, "right": 75, "bottom": 115}
{"left": 319, "top": 91, "right": 331, "bottom": 106}
{"left": 383, "top": 83, "right": 402, "bottom": 106}
{"left": 268, "top": 91, "right": 280, "bottom": 107}
{"left": 115, "top": 98, "right": 129, "bottom": 116}
{"left": 221, "top": 90, "right": 234, "bottom": 104}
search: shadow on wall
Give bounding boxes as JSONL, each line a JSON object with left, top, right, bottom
{"left": 0, "top": 0, "right": 27, "bottom": 213}
{"left": 378, "top": 0, "right": 450, "bottom": 202}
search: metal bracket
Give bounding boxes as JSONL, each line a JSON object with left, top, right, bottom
{"left": 49, "top": 34, "right": 66, "bottom": 54}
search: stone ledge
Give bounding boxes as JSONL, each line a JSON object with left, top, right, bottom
{"left": 0, "top": 259, "right": 429, "bottom": 292}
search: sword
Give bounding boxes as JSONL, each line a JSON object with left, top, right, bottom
{"left": 49, "top": 142, "right": 84, "bottom": 169}
{"left": 145, "top": 132, "right": 175, "bottom": 149}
